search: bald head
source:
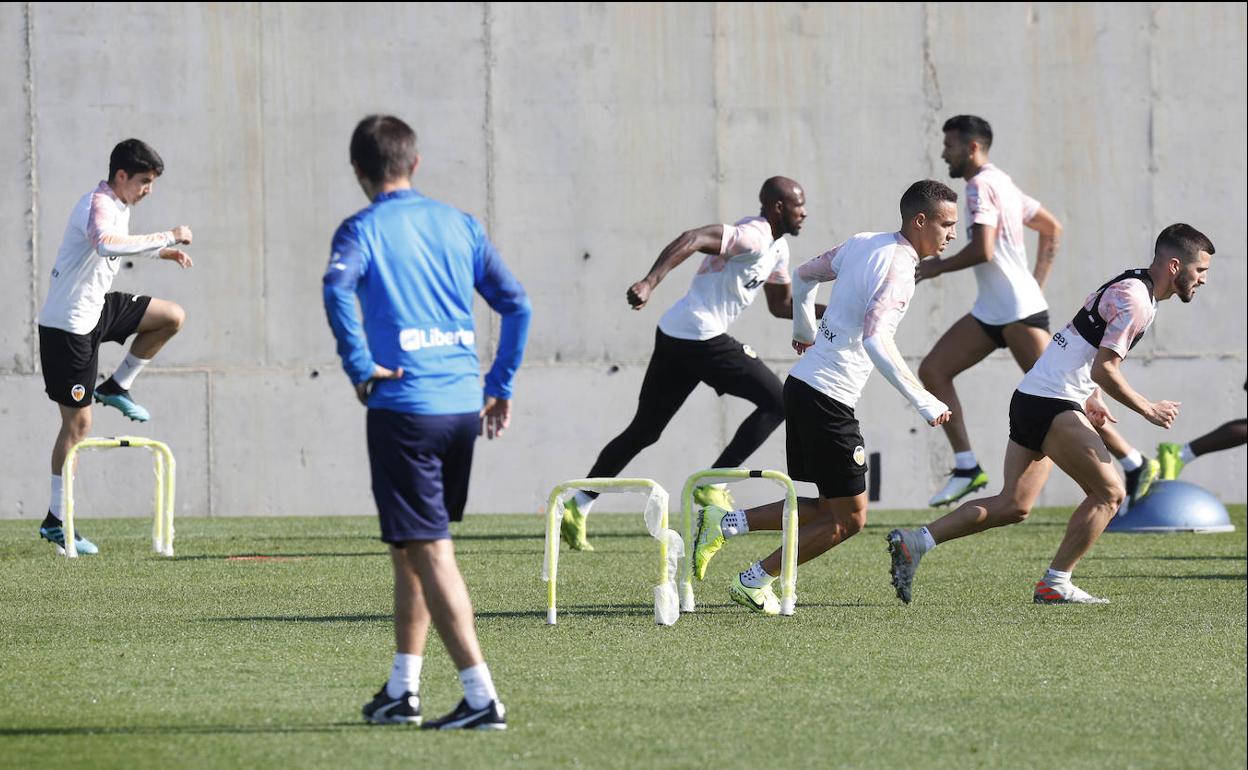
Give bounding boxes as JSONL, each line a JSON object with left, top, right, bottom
{"left": 758, "top": 176, "right": 807, "bottom": 237}
{"left": 759, "top": 176, "right": 803, "bottom": 207}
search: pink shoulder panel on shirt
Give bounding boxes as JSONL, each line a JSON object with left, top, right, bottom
{"left": 698, "top": 217, "right": 771, "bottom": 275}
{"left": 1095, "top": 280, "right": 1154, "bottom": 356}
{"left": 795, "top": 243, "right": 842, "bottom": 283}
{"left": 863, "top": 246, "right": 916, "bottom": 339}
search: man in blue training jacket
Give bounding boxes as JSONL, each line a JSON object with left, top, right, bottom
{"left": 323, "top": 114, "right": 531, "bottom": 731}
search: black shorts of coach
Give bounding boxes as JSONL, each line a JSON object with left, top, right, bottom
{"left": 783, "top": 376, "right": 868, "bottom": 498}
{"left": 38, "top": 291, "right": 152, "bottom": 408}
{"left": 1008, "top": 390, "right": 1084, "bottom": 453}
{"left": 975, "top": 310, "right": 1050, "bottom": 349}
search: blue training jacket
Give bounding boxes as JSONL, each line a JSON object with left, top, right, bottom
{"left": 322, "top": 189, "right": 531, "bottom": 415}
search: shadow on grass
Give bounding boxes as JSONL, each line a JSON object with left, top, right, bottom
{"left": 0, "top": 722, "right": 370, "bottom": 738}
{"left": 1097, "top": 555, "right": 1246, "bottom": 562}
{"left": 171, "top": 552, "right": 386, "bottom": 561}
{"left": 1107, "top": 573, "right": 1246, "bottom": 581}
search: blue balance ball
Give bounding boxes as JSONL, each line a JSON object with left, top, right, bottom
{"left": 1107, "top": 480, "right": 1235, "bottom": 533}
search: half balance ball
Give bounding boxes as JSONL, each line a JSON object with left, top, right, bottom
{"left": 1107, "top": 480, "right": 1235, "bottom": 533}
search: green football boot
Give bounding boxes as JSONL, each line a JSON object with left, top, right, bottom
{"left": 1157, "top": 442, "right": 1185, "bottom": 481}
{"left": 728, "top": 573, "right": 780, "bottom": 615}
{"left": 559, "top": 497, "right": 593, "bottom": 551}
{"left": 692, "top": 484, "right": 735, "bottom": 511}
{"left": 928, "top": 465, "right": 989, "bottom": 507}
{"left": 693, "top": 505, "right": 729, "bottom": 581}
{"left": 1124, "top": 456, "right": 1161, "bottom": 502}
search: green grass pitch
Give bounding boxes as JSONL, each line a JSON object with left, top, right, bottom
{"left": 1, "top": 506, "right": 1244, "bottom": 769}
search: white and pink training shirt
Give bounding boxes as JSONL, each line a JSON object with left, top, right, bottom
{"left": 38, "top": 182, "right": 176, "bottom": 334}
{"left": 790, "top": 231, "right": 947, "bottom": 422}
{"left": 1018, "top": 277, "right": 1157, "bottom": 405}
{"left": 965, "top": 163, "right": 1048, "bottom": 325}
{"left": 658, "top": 216, "right": 790, "bottom": 341}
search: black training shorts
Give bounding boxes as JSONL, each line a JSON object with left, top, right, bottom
{"left": 975, "top": 310, "right": 1050, "bottom": 349}
{"left": 1008, "top": 390, "right": 1083, "bottom": 453}
{"left": 39, "top": 292, "right": 151, "bottom": 408}
{"left": 783, "top": 376, "right": 868, "bottom": 499}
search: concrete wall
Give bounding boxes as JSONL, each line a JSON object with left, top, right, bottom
{"left": 1, "top": 2, "right": 1244, "bottom": 522}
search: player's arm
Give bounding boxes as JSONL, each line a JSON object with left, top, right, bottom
{"left": 626, "top": 224, "right": 724, "bottom": 309}
{"left": 88, "top": 193, "right": 191, "bottom": 264}
{"left": 322, "top": 225, "right": 396, "bottom": 404}
{"left": 916, "top": 224, "right": 993, "bottom": 282}
{"left": 790, "top": 248, "right": 842, "bottom": 351}
{"left": 1090, "top": 348, "right": 1179, "bottom": 428}
{"left": 763, "top": 282, "right": 826, "bottom": 320}
{"left": 474, "top": 228, "right": 533, "bottom": 439}
{"left": 862, "top": 261, "right": 951, "bottom": 425}
{"left": 1025, "top": 206, "right": 1062, "bottom": 288}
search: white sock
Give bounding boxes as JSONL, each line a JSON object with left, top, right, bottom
{"left": 917, "top": 526, "right": 937, "bottom": 553}
{"left": 111, "top": 353, "right": 151, "bottom": 391}
{"left": 1045, "top": 568, "right": 1072, "bottom": 585}
{"left": 722, "top": 509, "right": 749, "bottom": 538}
{"left": 572, "top": 491, "right": 595, "bottom": 516}
{"left": 459, "top": 662, "right": 500, "bottom": 710}
{"left": 385, "top": 653, "right": 422, "bottom": 698}
{"left": 1180, "top": 444, "right": 1197, "bottom": 465}
{"left": 954, "top": 451, "right": 978, "bottom": 471}
{"left": 1120, "top": 449, "right": 1143, "bottom": 472}
{"left": 49, "top": 475, "right": 65, "bottom": 521}
{"left": 740, "top": 560, "right": 775, "bottom": 589}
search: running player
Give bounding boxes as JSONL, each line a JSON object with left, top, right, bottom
{"left": 36, "top": 139, "right": 193, "bottom": 555}
{"left": 559, "top": 177, "right": 818, "bottom": 551}
{"left": 888, "top": 224, "right": 1214, "bottom": 605}
{"left": 922, "top": 115, "right": 1159, "bottom": 506}
{"left": 692, "top": 180, "right": 956, "bottom": 614}
{"left": 325, "top": 115, "right": 530, "bottom": 729}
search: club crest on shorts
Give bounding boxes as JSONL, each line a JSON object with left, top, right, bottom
{"left": 853, "top": 445, "right": 866, "bottom": 466}
{"left": 742, "top": 344, "right": 757, "bottom": 359}
{"left": 71, "top": 384, "right": 86, "bottom": 402}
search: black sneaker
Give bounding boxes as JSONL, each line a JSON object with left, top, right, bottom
{"left": 422, "top": 698, "right": 507, "bottom": 731}
{"left": 362, "top": 685, "right": 421, "bottom": 725}
{"left": 39, "top": 511, "right": 99, "bottom": 555}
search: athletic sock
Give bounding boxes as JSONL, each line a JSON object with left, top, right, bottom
{"left": 1180, "top": 444, "right": 1197, "bottom": 464}
{"left": 385, "top": 653, "right": 422, "bottom": 698}
{"left": 740, "top": 560, "right": 775, "bottom": 589}
{"left": 111, "top": 353, "right": 151, "bottom": 391}
{"left": 917, "top": 526, "right": 937, "bottom": 553}
{"left": 953, "top": 451, "right": 978, "bottom": 471}
{"left": 572, "top": 491, "right": 595, "bottom": 516}
{"left": 459, "top": 662, "right": 500, "bottom": 710}
{"left": 1119, "top": 449, "right": 1144, "bottom": 472}
{"left": 722, "top": 509, "right": 749, "bottom": 538}
{"left": 1044, "top": 568, "right": 1072, "bottom": 585}
{"left": 49, "top": 475, "right": 65, "bottom": 521}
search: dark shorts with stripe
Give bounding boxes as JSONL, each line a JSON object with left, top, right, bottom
{"left": 1008, "top": 390, "right": 1083, "bottom": 453}
{"left": 39, "top": 291, "right": 152, "bottom": 408}
{"left": 783, "top": 376, "right": 868, "bottom": 499}
{"left": 367, "top": 408, "right": 479, "bottom": 544}
{"left": 975, "top": 310, "right": 1050, "bottom": 349}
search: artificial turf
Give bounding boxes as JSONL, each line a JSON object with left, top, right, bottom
{"left": 1, "top": 506, "right": 1244, "bottom": 769}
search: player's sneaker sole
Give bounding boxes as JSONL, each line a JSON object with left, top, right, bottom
{"left": 1156, "top": 442, "right": 1185, "bottom": 481}
{"left": 693, "top": 505, "right": 728, "bottom": 581}
{"left": 885, "top": 529, "right": 921, "bottom": 604}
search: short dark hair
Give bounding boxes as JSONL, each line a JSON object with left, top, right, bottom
{"left": 109, "top": 139, "right": 164, "bottom": 181}
{"left": 900, "top": 179, "right": 958, "bottom": 220}
{"left": 1155, "top": 223, "right": 1215, "bottom": 262}
{"left": 350, "top": 115, "right": 418, "bottom": 186}
{"left": 942, "top": 115, "right": 993, "bottom": 150}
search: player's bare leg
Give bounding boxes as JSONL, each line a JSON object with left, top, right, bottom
{"left": 41, "top": 404, "right": 98, "bottom": 554}
{"left": 1043, "top": 411, "right": 1126, "bottom": 574}
{"left": 95, "top": 299, "right": 186, "bottom": 422}
{"left": 919, "top": 314, "right": 997, "bottom": 504}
